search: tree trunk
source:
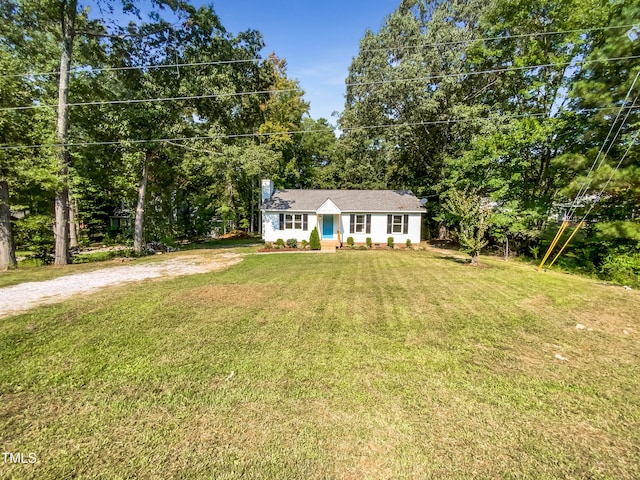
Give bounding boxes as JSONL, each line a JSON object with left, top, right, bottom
{"left": 53, "top": 0, "right": 77, "bottom": 266}
{"left": 133, "top": 152, "right": 151, "bottom": 254}
{"left": 437, "top": 221, "right": 448, "bottom": 240}
{"left": 53, "top": 186, "right": 69, "bottom": 265}
{"left": 68, "top": 190, "right": 78, "bottom": 249}
{"left": 471, "top": 251, "right": 480, "bottom": 266}
{"left": 0, "top": 180, "right": 17, "bottom": 271}
{"left": 505, "top": 236, "right": 509, "bottom": 261}
{"left": 250, "top": 182, "right": 254, "bottom": 233}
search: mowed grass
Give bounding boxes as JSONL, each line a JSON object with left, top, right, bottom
{"left": 1, "top": 250, "right": 639, "bottom": 479}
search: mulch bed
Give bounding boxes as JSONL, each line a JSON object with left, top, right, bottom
{"left": 258, "top": 247, "right": 312, "bottom": 252}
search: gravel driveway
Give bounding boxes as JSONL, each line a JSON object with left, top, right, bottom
{"left": 0, "top": 253, "right": 242, "bottom": 318}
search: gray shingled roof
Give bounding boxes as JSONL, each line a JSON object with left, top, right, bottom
{"left": 261, "top": 189, "right": 424, "bottom": 213}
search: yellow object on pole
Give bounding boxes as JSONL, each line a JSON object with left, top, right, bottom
{"left": 538, "top": 220, "right": 569, "bottom": 269}
{"left": 547, "top": 221, "right": 585, "bottom": 268}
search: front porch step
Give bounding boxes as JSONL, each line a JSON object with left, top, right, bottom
{"left": 320, "top": 240, "right": 339, "bottom": 252}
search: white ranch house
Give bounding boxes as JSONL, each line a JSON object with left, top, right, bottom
{"left": 260, "top": 179, "right": 424, "bottom": 248}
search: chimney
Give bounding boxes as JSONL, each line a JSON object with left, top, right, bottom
{"left": 261, "top": 179, "right": 274, "bottom": 204}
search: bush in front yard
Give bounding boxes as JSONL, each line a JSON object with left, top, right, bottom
{"left": 406, "top": 239, "right": 412, "bottom": 248}
{"left": 387, "top": 237, "right": 394, "bottom": 248}
{"left": 275, "top": 238, "right": 285, "bottom": 248}
{"left": 301, "top": 239, "right": 308, "bottom": 249}
{"left": 347, "top": 236, "right": 354, "bottom": 246}
{"left": 366, "top": 237, "right": 372, "bottom": 248}
{"left": 309, "top": 227, "right": 321, "bottom": 250}
{"left": 286, "top": 238, "right": 297, "bottom": 248}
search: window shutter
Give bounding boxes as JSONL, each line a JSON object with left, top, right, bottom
{"left": 403, "top": 215, "right": 409, "bottom": 234}
{"left": 387, "top": 215, "right": 392, "bottom": 234}
{"left": 350, "top": 214, "right": 355, "bottom": 234}
{"left": 366, "top": 214, "right": 371, "bottom": 234}
{"left": 279, "top": 213, "right": 284, "bottom": 230}
{"left": 303, "top": 214, "right": 308, "bottom": 231}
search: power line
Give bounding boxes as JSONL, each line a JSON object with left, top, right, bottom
{"left": 359, "top": 23, "right": 637, "bottom": 54}
{"left": 0, "top": 58, "right": 263, "bottom": 79}
{"left": 0, "top": 107, "right": 629, "bottom": 151}
{"left": 579, "top": 128, "right": 640, "bottom": 222}
{"left": 0, "top": 88, "right": 299, "bottom": 112}
{"left": 565, "top": 71, "right": 640, "bottom": 220}
{"left": 543, "top": 128, "right": 639, "bottom": 268}
{"left": 165, "top": 140, "right": 221, "bottom": 156}
{"left": 0, "top": 113, "right": 543, "bottom": 151}
{"left": 0, "top": 24, "right": 634, "bottom": 78}
{"left": 345, "top": 55, "right": 640, "bottom": 88}
{"left": 538, "top": 77, "right": 638, "bottom": 268}
{"left": 2, "top": 54, "right": 637, "bottom": 113}
{"left": 3, "top": 23, "right": 634, "bottom": 80}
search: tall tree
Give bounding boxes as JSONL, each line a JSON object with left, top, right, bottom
{"left": 340, "top": 0, "right": 487, "bottom": 195}
{"left": 257, "top": 54, "right": 310, "bottom": 187}
{"left": 99, "top": 3, "right": 274, "bottom": 251}
{"left": 52, "top": 0, "right": 78, "bottom": 265}
{"left": 0, "top": 6, "right": 57, "bottom": 269}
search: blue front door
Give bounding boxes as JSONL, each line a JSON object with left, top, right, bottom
{"left": 322, "top": 216, "right": 334, "bottom": 239}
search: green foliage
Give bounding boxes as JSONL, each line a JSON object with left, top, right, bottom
{"left": 547, "top": 219, "right": 640, "bottom": 286}
{"left": 346, "top": 236, "right": 354, "bottom": 246}
{"left": 529, "top": 245, "right": 540, "bottom": 261}
{"left": 275, "top": 238, "right": 285, "bottom": 248}
{"left": 71, "top": 249, "right": 134, "bottom": 264}
{"left": 13, "top": 214, "right": 54, "bottom": 264}
{"left": 3, "top": 0, "right": 639, "bottom": 272}
{"left": 300, "top": 239, "right": 308, "bottom": 249}
{"left": 309, "top": 227, "right": 321, "bottom": 250}
{"left": 387, "top": 237, "right": 394, "bottom": 248}
{"left": 286, "top": 238, "right": 297, "bottom": 248}
{"left": 341, "top": 0, "right": 639, "bottom": 267}
{"left": 599, "top": 250, "right": 640, "bottom": 288}
{"left": 406, "top": 239, "right": 412, "bottom": 248}
{"left": 444, "top": 189, "right": 490, "bottom": 264}
{"left": 366, "top": 237, "right": 372, "bottom": 248}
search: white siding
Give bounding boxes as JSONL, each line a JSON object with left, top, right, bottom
{"left": 339, "top": 213, "right": 421, "bottom": 245}
{"left": 263, "top": 211, "right": 421, "bottom": 244}
{"left": 263, "top": 211, "right": 318, "bottom": 243}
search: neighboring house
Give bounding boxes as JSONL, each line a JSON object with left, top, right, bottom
{"left": 260, "top": 179, "right": 424, "bottom": 246}
{"left": 109, "top": 206, "right": 132, "bottom": 231}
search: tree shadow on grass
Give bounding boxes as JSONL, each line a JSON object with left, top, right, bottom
{"left": 433, "top": 255, "right": 471, "bottom": 265}
{"left": 180, "top": 238, "right": 262, "bottom": 251}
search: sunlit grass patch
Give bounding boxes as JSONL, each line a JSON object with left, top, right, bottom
{"left": 1, "top": 250, "right": 639, "bottom": 478}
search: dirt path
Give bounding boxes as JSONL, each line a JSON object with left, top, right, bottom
{"left": 0, "top": 253, "right": 242, "bottom": 319}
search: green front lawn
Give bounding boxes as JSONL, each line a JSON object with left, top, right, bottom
{"left": 1, "top": 251, "right": 639, "bottom": 478}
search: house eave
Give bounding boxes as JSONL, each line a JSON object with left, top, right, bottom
{"left": 261, "top": 208, "right": 425, "bottom": 214}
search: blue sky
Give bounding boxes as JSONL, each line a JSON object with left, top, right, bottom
{"left": 208, "top": 1, "right": 399, "bottom": 123}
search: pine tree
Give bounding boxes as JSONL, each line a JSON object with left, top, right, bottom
{"left": 309, "top": 227, "right": 321, "bottom": 250}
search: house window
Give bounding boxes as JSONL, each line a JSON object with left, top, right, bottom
{"left": 392, "top": 215, "right": 403, "bottom": 233}
{"left": 279, "top": 213, "right": 308, "bottom": 230}
{"left": 349, "top": 214, "right": 371, "bottom": 234}
{"left": 387, "top": 214, "right": 409, "bottom": 234}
